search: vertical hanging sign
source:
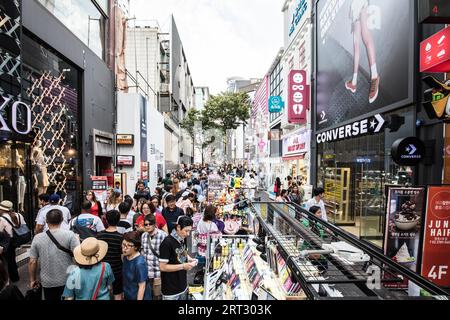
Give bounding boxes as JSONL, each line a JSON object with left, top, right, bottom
{"left": 421, "top": 186, "right": 450, "bottom": 288}
{"left": 383, "top": 187, "right": 425, "bottom": 288}
{"left": 288, "top": 70, "right": 309, "bottom": 124}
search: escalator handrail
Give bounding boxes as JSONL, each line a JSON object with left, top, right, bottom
{"left": 285, "top": 202, "right": 449, "bottom": 297}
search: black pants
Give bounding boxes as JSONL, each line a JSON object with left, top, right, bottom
{"left": 5, "top": 244, "right": 19, "bottom": 283}
{"left": 43, "top": 286, "right": 65, "bottom": 301}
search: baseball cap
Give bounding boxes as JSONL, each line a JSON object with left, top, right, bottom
{"left": 49, "top": 193, "right": 61, "bottom": 203}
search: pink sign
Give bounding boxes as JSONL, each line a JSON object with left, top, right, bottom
{"left": 288, "top": 70, "right": 309, "bottom": 124}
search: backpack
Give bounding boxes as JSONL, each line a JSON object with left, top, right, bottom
{"left": 0, "top": 214, "right": 31, "bottom": 247}
{"left": 70, "top": 216, "right": 97, "bottom": 241}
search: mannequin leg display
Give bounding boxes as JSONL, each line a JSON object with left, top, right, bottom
{"left": 18, "top": 175, "right": 26, "bottom": 212}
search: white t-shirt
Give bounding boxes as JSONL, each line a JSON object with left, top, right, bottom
{"left": 196, "top": 220, "right": 219, "bottom": 234}
{"left": 0, "top": 212, "right": 26, "bottom": 237}
{"left": 70, "top": 213, "right": 105, "bottom": 232}
{"left": 179, "top": 181, "right": 188, "bottom": 190}
{"left": 36, "top": 204, "right": 71, "bottom": 231}
{"left": 117, "top": 218, "right": 133, "bottom": 234}
{"left": 305, "top": 198, "right": 328, "bottom": 222}
{"left": 126, "top": 210, "right": 136, "bottom": 225}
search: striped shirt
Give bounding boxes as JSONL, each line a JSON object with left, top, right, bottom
{"left": 96, "top": 231, "right": 124, "bottom": 277}
{"left": 141, "top": 229, "right": 167, "bottom": 279}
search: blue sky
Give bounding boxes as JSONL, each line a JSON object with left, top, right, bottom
{"left": 130, "top": 0, "right": 284, "bottom": 94}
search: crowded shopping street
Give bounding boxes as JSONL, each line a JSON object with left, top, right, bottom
{"left": 0, "top": 0, "right": 450, "bottom": 308}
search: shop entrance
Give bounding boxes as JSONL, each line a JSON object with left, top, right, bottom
{"left": 0, "top": 141, "right": 33, "bottom": 226}
{"left": 96, "top": 156, "right": 113, "bottom": 187}
{"left": 354, "top": 160, "right": 385, "bottom": 248}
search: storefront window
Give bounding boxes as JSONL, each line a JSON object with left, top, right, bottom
{"left": 37, "top": 0, "right": 106, "bottom": 60}
{"left": 22, "top": 33, "right": 81, "bottom": 214}
{"left": 317, "top": 106, "right": 415, "bottom": 248}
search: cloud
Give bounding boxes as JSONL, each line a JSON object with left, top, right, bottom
{"left": 130, "top": 0, "right": 283, "bottom": 94}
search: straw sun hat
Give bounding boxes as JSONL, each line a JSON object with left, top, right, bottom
{"left": 73, "top": 237, "right": 108, "bottom": 266}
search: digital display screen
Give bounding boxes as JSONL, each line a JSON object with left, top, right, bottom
{"left": 420, "top": 0, "right": 450, "bottom": 23}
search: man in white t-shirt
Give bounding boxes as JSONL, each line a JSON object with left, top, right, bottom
{"left": 35, "top": 193, "right": 72, "bottom": 234}
{"left": 118, "top": 202, "right": 133, "bottom": 234}
{"left": 305, "top": 187, "right": 328, "bottom": 222}
{"left": 69, "top": 201, "right": 105, "bottom": 232}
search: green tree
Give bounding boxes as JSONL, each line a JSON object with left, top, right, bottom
{"left": 202, "top": 92, "right": 252, "bottom": 159}
{"left": 203, "top": 92, "right": 252, "bottom": 133}
{"left": 180, "top": 108, "right": 215, "bottom": 165}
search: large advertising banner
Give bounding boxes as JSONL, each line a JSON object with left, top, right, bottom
{"left": 316, "top": 0, "right": 413, "bottom": 131}
{"left": 421, "top": 186, "right": 450, "bottom": 288}
{"left": 383, "top": 187, "right": 425, "bottom": 288}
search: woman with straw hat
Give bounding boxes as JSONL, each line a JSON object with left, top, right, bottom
{"left": 62, "top": 237, "right": 115, "bottom": 300}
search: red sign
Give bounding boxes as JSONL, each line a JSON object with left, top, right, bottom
{"left": 117, "top": 155, "right": 134, "bottom": 166}
{"left": 420, "top": 25, "right": 450, "bottom": 73}
{"left": 421, "top": 186, "right": 450, "bottom": 288}
{"left": 288, "top": 70, "right": 309, "bottom": 124}
{"left": 90, "top": 176, "right": 108, "bottom": 203}
{"left": 287, "top": 142, "right": 306, "bottom": 153}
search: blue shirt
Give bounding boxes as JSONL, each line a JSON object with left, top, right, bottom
{"left": 122, "top": 254, "right": 148, "bottom": 300}
{"left": 63, "top": 262, "right": 114, "bottom": 300}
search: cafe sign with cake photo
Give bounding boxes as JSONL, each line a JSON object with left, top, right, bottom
{"left": 383, "top": 187, "right": 426, "bottom": 288}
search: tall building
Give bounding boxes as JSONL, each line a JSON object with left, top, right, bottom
{"left": 125, "top": 23, "right": 161, "bottom": 111}
{"left": 280, "top": 0, "right": 313, "bottom": 196}
{"left": 125, "top": 15, "right": 196, "bottom": 172}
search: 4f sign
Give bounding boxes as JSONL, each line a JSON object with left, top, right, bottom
{"left": 0, "top": 95, "right": 32, "bottom": 135}
{"left": 288, "top": 70, "right": 309, "bottom": 124}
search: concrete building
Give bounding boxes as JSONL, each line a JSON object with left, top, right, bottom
{"left": 116, "top": 92, "right": 164, "bottom": 195}
{"left": 125, "top": 23, "right": 161, "bottom": 111}
{"left": 126, "top": 16, "right": 195, "bottom": 172}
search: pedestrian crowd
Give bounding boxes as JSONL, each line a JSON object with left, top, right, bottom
{"left": 0, "top": 163, "right": 329, "bottom": 300}
{"left": 0, "top": 165, "right": 213, "bottom": 300}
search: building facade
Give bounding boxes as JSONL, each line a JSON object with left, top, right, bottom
{"left": 312, "top": 0, "right": 448, "bottom": 249}
{"left": 280, "top": 0, "right": 313, "bottom": 198}
{"left": 125, "top": 15, "right": 195, "bottom": 173}
{"left": 0, "top": 0, "right": 116, "bottom": 226}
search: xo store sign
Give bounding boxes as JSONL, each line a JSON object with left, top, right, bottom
{"left": 0, "top": 95, "right": 32, "bottom": 135}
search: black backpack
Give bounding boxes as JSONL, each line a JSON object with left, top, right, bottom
{"left": 70, "top": 216, "right": 97, "bottom": 241}
{"left": 0, "top": 215, "right": 31, "bottom": 247}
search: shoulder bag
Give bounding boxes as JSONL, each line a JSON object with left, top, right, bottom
{"left": 146, "top": 233, "right": 160, "bottom": 258}
{"left": 46, "top": 230, "right": 74, "bottom": 257}
{"left": 0, "top": 214, "right": 31, "bottom": 247}
{"left": 92, "top": 262, "right": 105, "bottom": 300}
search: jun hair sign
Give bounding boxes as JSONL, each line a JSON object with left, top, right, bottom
{"left": 421, "top": 186, "right": 450, "bottom": 288}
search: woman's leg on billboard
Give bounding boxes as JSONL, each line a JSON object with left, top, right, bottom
{"left": 345, "top": 21, "right": 361, "bottom": 94}
{"left": 360, "top": 7, "right": 380, "bottom": 103}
